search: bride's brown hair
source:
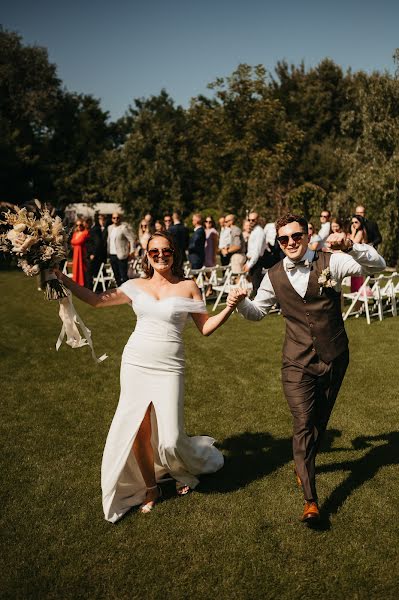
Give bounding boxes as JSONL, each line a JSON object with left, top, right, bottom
{"left": 142, "top": 231, "right": 185, "bottom": 279}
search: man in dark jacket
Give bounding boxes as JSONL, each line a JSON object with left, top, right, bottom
{"left": 169, "top": 209, "right": 189, "bottom": 258}
{"left": 188, "top": 213, "right": 205, "bottom": 269}
{"left": 355, "top": 205, "right": 382, "bottom": 248}
{"left": 86, "top": 214, "right": 108, "bottom": 287}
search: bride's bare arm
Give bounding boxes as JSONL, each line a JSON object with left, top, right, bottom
{"left": 188, "top": 281, "right": 245, "bottom": 336}
{"left": 55, "top": 270, "right": 131, "bottom": 307}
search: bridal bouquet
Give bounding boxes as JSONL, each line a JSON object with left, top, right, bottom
{"left": 0, "top": 201, "right": 69, "bottom": 299}
{"left": 1, "top": 201, "right": 106, "bottom": 363}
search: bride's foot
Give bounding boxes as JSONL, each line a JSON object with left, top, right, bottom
{"left": 139, "top": 485, "right": 162, "bottom": 514}
{"left": 176, "top": 482, "right": 191, "bottom": 496}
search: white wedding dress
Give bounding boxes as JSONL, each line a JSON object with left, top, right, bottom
{"left": 101, "top": 280, "right": 224, "bottom": 523}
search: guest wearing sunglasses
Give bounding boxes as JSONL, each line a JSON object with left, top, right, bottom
{"left": 107, "top": 213, "right": 136, "bottom": 286}
{"left": 243, "top": 212, "right": 267, "bottom": 294}
{"left": 55, "top": 231, "right": 242, "bottom": 522}
{"left": 228, "top": 213, "right": 385, "bottom": 524}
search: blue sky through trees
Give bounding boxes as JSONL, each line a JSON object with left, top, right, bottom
{"left": 2, "top": 0, "right": 399, "bottom": 118}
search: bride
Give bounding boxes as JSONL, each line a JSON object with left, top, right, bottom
{"left": 56, "top": 231, "right": 243, "bottom": 522}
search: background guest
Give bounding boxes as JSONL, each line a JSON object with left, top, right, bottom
{"left": 242, "top": 219, "right": 251, "bottom": 250}
{"left": 349, "top": 214, "right": 368, "bottom": 293}
{"left": 224, "top": 214, "right": 246, "bottom": 273}
{"left": 218, "top": 216, "right": 231, "bottom": 266}
{"left": 308, "top": 222, "right": 321, "bottom": 251}
{"left": 243, "top": 212, "right": 267, "bottom": 294}
{"left": 163, "top": 214, "right": 172, "bottom": 230}
{"left": 331, "top": 217, "right": 344, "bottom": 234}
{"left": 188, "top": 213, "right": 205, "bottom": 269}
{"left": 317, "top": 209, "right": 331, "bottom": 248}
{"left": 263, "top": 220, "right": 280, "bottom": 268}
{"left": 138, "top": 220, "right": 151, "bottom": 254}
{"left": 108, "top": 213, "right": 135, "bottom": 286}
{"left": 87, "top": 213, "right": 108, "bottom": 289}
{"left": 169, "top": 209, "right": 189, "bottom": 258}
{"left": 355, "top": 205, "right": 382, "bottom": 248}
{"left": 71, "top": 218, "right": 89, "bottom": 286}
{"left": 204, "top": 216, "right": 218, "bottom": 267}
{"left": 155, "top": 219, "right": 165, "bottom": 233}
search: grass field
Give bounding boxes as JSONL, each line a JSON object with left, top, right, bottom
{"left": 1, "top": 271, "right": 399, "bottom": 599}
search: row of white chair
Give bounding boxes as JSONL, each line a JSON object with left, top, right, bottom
{"left": 343, "top": 272, "right": 399, "bottom": 324}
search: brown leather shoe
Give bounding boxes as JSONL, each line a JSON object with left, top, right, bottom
{"left": 301, "top": 501, "right": 320, "bottom": 522}
{"left": 294, "top": 468, "right": 302, "bottom": 487}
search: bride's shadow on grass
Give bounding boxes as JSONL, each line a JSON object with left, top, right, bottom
{"left": 198, "top": 428, "right": 343, "bottom": 495}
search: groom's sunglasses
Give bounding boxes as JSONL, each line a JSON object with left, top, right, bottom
{"left": 147, "top": 247, "right": 174, "bottom": 259}
{"left": 277, "top": 232, "right": 306, "bottom": 247}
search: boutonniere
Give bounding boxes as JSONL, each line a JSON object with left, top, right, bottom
{"left": 318, "top": 267, "right": 337, "bottom": 295}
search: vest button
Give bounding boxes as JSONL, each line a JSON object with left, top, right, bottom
{"left": 309, "top": 323, "right": 313, "bottom": 328}
{"left": 306, "top": 312, "right": 310, "bottom": 316}
{"left": 303, "top": 300, "right": 307, "bottom": 304}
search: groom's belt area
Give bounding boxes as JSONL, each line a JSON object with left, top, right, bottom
{"left": 283, "top": 329, "right": 348, "bottom": 366}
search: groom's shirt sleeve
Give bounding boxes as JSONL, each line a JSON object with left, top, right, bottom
{"left": 330, "top": 243, "right": 386, "bottom": 284}
{"left": 237, "top": 272, "right": 277, "bottom": 320}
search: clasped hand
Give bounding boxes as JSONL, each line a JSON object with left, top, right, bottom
{"left": 325, "top": 232, "right": 353, "bottom": 252}
{"left": 226, "top": 287, "right": 247, "bottom": 308}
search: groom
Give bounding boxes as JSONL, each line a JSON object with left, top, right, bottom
{"left": 228, "top": 213, "right": 386, "bottom": 522}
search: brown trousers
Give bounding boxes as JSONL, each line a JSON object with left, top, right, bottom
{"left": 281, "top": 350, "right": 349, "bottom": 501}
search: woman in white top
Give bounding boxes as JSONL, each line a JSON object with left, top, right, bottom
{"left": 55, "top": 232, "right": 241, "bottom": 522}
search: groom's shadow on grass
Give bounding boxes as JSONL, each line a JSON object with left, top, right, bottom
{"left": 198, "top": 428, "right": 343, "bottom": 494}
{"left": 318, "top": 431, "right": 399, "bottom": 520}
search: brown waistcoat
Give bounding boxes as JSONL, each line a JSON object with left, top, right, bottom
{"left": 268, "top": 252, "right": 348, "bottom": 365}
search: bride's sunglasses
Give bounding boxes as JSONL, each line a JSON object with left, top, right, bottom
{"left": 277, "top": 232, "right": 306, "bottom": 247}
{"left": 147, "top": 247, "right": 174, "bottom": 260}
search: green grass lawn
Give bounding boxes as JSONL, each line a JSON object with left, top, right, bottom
{"left": 1, "top": 271, "right": 399, "bottom": 600}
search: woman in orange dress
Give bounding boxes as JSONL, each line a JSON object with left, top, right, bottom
{"left": 71, "top": 219, "right": 89, "bottom": 286}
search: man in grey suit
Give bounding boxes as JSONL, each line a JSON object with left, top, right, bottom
{"left": 107, "top": 213, "right": 136, "bottom": 286}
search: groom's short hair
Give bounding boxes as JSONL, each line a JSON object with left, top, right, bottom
{"left": 276, "top": 213, "right": 308, "bottom": 233}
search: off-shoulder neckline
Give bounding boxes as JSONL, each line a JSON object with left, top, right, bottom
{"left": 125, "top": 280, "right": 204, "bottom": 303}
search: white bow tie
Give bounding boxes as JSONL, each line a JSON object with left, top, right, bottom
{"left": 285, "top": 258, "right": 311, "bottom": 271}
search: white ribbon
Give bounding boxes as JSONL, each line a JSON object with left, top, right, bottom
{"left": 56, "top": 291, "right": 108, "bottom": 363}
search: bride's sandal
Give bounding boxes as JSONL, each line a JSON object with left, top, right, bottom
{"left": 139, "top": 485, "right": 162, "bottom": 514}
{"left": 176, "top": 482, "right": 191, "bottom": 496}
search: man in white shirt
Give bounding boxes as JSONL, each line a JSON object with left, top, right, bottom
{"left": 243, "top": 212, "right": 267, "bottom": 294}
{"left": 228, "top": 213, "right": 385, "bottom": 523}
{"left": 218, "top": 216, "right": 232, "bottom": 266}
{"left": 107, "top": 213, "right": 136, "bottom": 286}
{"left": 317, "top": 210, "right": 331, "bottom": 248}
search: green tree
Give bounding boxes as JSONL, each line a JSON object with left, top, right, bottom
{"left": 102, "top": 91, "right": 194, "bottom": 221}
{"left": 188, "top": 64, "right": 303, "bottom": 219}
{"left": 344, "top": 71, "right": 399, "bottom": 265}
{"left": 0, "top": 27, "right": 61, "bottom": 202}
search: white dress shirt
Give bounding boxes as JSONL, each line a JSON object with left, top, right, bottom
{"left": 318, "top": 222, "right": 331, "bottom": 242}
{"left": 109, "top": 226, "right": 119, "bottom": 255}
{"left": 238, "top": 245, "right": 386, "bottom": 320}
{"left": 246, "top": 225, "right": 267, "bottom": 269}
{"left": 219, "top": 227, "right": 231, "bottom": 249}
{"left": 264, "top": 222, "right": 277, "bottom": 247}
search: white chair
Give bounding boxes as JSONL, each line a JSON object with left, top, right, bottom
{"left": 212, "top": 268, "right": 253, "bottom": 311}
{"left": 93, "top": 262, "right": 116, "bottom": 292}
{"left": 343, "top": 276, "right": 383, "bottom": 324}
{"left": 375, "top": 274, "right": 397, "bottom": 318}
